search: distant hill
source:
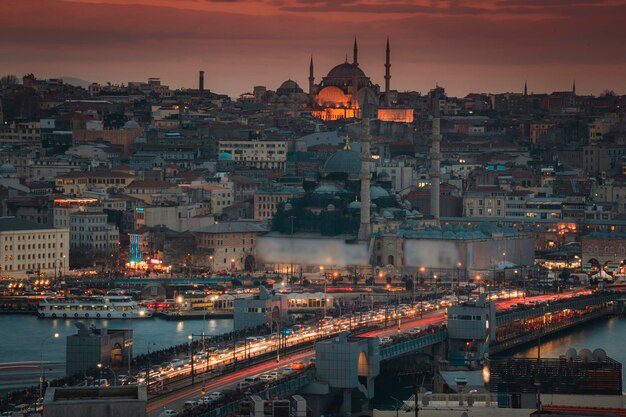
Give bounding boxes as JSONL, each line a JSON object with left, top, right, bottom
{"left": 60, "top": 76, "right": 91, "bottom": 88}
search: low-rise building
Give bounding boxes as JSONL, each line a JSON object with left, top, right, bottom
{"left": 195, "top": 220, "right": 267, "bottom": 271}
{"left": 233, "top": 286, "right": 288, "bottom": 331}
{"left": 134, "top": 204, "right": 213, "bottom": 232}
{"left": 254, "top": 188, "right": 296, "bottom": 221}
{"left": 581, "top": 231, "right": 626, "bottom": 273}
{"left": 219, "top": 138, "right": 288, "bottom": 171}
{"left": 70, "top": 208, "right": 120, "bottom": 259}
{"left": 43, "top": 385, "right": 146, "bottom": 417}
{"left": 56, "top": 171, "right": 135, "bottom": 196}
{"left": 0, "top": 217, "right": 69, "bottom": 277}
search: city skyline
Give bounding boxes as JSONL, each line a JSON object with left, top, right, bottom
{"left": 2, "top": 0, "right": 626, "bottom": 97}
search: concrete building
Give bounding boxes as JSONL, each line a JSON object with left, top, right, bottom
{"left": 233, "top": 286, "right": 288, "bottom": 331}
{"left": 134, "top": 204, "right": 213, "bottom": 232}
{"left": 66, "top": 323, "right": 133, "bottom": 376}
{"left": 194, "top": 220, "right": 267, "bottom": 271}
{"left": 254, "top": 188, "right": 296, "bottom": 221}
{"left": 125, "top": 180, "right": 185, "bottom": 205}
{"left": 249, "top": 395, "right": 307, "bottom": 417}
{"left": 43, "top": 385, "right": 146, "bottom": 417}
{"left": 374, "top": 161, "right": 414, "bottom": 192}
{"left": 70, "top": 208, "right": 120, "bottom": 257}
{"left": 53, "top": 197, "right": 100, "bottom": 228}
{"left": 55, "top": 171, "right": 135, "bottom": 196}
{"left": 581, "top": 230, "right": 626, "bottom": 273}
{"left": 592, "top": 180, "right": 626, "bottom": 216}
{"left": 446, "top": 298, "right": 497, "bottom": 366}
{"left": 314, "top": 333, "right": 380, "bottom": 415}
{"left": 0, "top": 217, "right": 69, "bottom": 278}
{"left": 402, "top": 223, "right": 535, "bottom": 277}
{"left": 218, "top": 138, "right": 288, "bottom": 171}
{"left": 0, "top": 121, "right": 40, "bottom": 145}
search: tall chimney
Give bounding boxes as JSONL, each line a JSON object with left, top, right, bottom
{"left": 199, "top": 71, "right": 205, "bottom": 97}
{"left": 358, "top": 119, "right": 372, "bottom": 242}
{"left": 430, "top": 118, "right": 441, "bottom": 223}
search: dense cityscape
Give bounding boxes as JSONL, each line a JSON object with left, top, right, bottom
{"left": 2, "top": 3, "right": 626, "bottom": 417}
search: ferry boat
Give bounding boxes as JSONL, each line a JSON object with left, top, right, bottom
{"left": 38, "top": 296, "right": 153, "bottom": 319}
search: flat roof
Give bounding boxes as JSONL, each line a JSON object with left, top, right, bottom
{"left": 0, "top": 217, "right": 57, "bottom": 232}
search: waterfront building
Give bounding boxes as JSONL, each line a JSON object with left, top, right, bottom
{"left": 66, "top": 323, "right": 133, "bottom": 376}
{"left": 314, "top": 332, "right": 380, "bottom": 416}
{"left": 233, "top": 286, "right": 288, "bottom": 331}
{"left": 581, "top": 230, "right": 626, "bottom": 275}
{"left": 43, "top": 385, "right": 146, "bottom": 417}
{"left": 446, "top": 299, "right": 497, "bottom": 366}
{"left": 0, "top": 217, "right": 69, "bottom": 278}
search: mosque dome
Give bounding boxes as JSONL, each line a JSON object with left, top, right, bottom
{"left": 218, "top": 152, "right": 233, "bottom": 161}
{"left": 378, "top": 170, "right": 390, "bottom": 179}
{"left": 123, "top": 120, "right": 141, "bottom": 130}
{"left": 326, "top": 63, "right": 366, "bottom": 79}
{"left": 370, "top": 185, "right": 389, "bottom": 199}
{"left": 277, "top": 79, "right": 303, "bottom": 96}
{"left": 322, "top": 150, "right": 360, "bottom": 175}
{"left": 348, "top": 200, "right": 362, "bottom": 210}
{"left": 0, "top": 162, "right": 16, "bottom": 175}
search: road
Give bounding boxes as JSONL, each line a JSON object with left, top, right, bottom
{"left": 147, "top": 289, "right": 583, "bottom": 415}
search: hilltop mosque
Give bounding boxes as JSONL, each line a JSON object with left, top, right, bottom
{"left": 307, "top": 38, "right": 392, "bottom": 121}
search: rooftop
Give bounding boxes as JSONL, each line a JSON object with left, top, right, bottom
{"left": 196, "top": 221, "right": 267, "bottom": 234}
{"left": 0, "top": 217, "right": 57, "bottom": 232}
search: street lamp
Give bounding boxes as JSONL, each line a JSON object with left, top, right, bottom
{"left": 188, "top": 335, "right": 195, "bottom": 385}
{"left": 97, "top": 363, "right": 117, "bottom": 386}
{"left": 40, "top": 332, "right": 60, "bottom": 397}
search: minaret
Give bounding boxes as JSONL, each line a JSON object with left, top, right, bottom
{"left": 358, "top": 119, "right": 372, "bottom": 241}
{"left": 199, "top": 71, "right": 205, "bottom": 98}
{"left": 384, "top": 37, "right": 391, "bottom": 107}
{"left": 430, "top": 118, "right": 441, "bottom": 223}
{"left": 572, "top": 80, "right": 576, "bottom": 95}
{"left": 353, "top": 37, "right": 358, "bottom": 66}
{"left": 309, "top": 56, "right": 315, "bottom": 95}
{"left": 524, "top": 81, "right": 528, "bottom": 97}
{"left": 352, "top": 65, "right": 359, "bottom": 116}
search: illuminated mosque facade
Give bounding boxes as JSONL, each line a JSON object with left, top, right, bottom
{"left": 308, "top": 38, "right": 392, "bottom": 121}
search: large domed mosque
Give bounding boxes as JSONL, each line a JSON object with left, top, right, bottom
{"left": 307, "top": 38, "right": 392, "bottom": 121}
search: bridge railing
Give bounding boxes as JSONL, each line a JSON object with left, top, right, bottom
{"left": 196, "top": 370, "right": 314, "bottom": 417}
{"left": 380, "top": 330, "right": 448, "bottom": 360}
{"left": 491, "top": 308, "right": 611, "bottom": 354}
{"left": 496, "top": 293, "right": 619, "bottom": 325}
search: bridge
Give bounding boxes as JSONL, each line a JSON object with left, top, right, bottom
{"left": 146, "top": 291, "right": 621, "bottom": 416}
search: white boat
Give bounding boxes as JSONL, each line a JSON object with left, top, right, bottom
{"left": 38, "top": 296, "right": 153, "bottom": 319}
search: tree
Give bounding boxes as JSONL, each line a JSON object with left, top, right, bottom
{"left": 601, "top": 89, "right": 616, "bottom": 97}
{"left": 103, "top": 112, "right": 128, "bottom": 129}
{"left": 0, "top": 74, "right": 18, "bottom": 85}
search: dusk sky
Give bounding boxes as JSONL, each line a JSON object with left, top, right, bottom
{"left": 2, "top": 0, "right": 625, "bottom": 98}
